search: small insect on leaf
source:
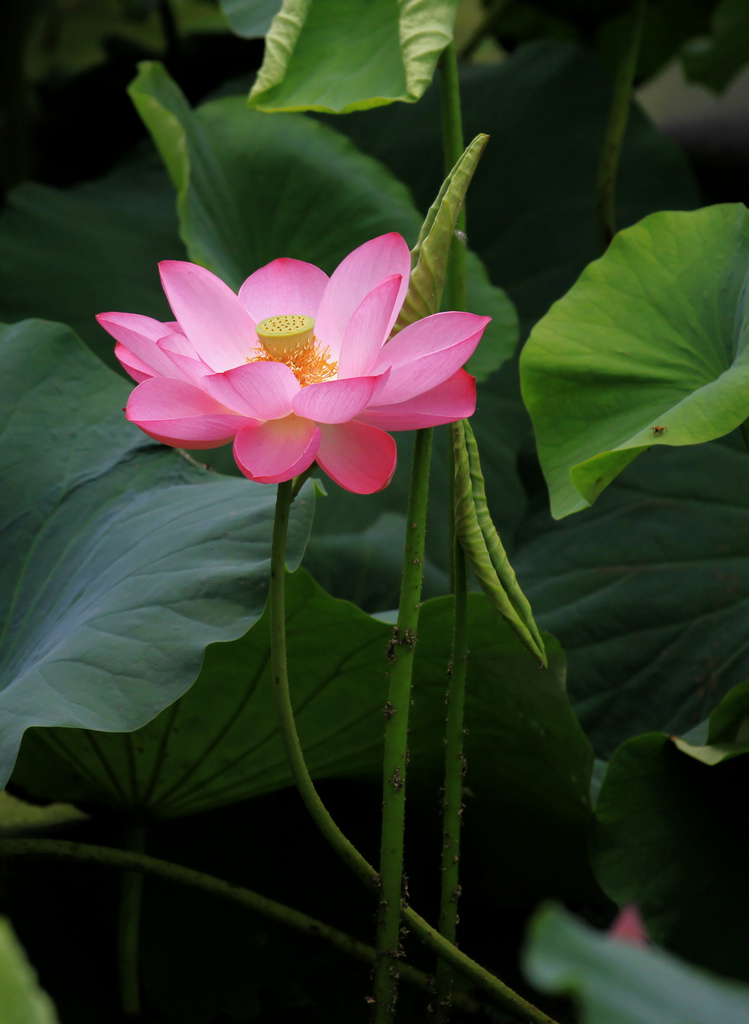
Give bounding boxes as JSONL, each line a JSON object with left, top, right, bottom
{"left": 651, "top": 425, "right": 667, "bottom": 436}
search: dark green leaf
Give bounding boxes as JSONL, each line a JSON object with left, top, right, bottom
{"left": 590, "top": 723, "right": 749, "bottom": 979}
{"left": 681, "top": 0, "right": 749, "bottom": 92}
{"left": 514, "top": 439, "right": 749, "bottom": 757}
{"left": 14, "top": 574, "right": 592, "bottom": 900}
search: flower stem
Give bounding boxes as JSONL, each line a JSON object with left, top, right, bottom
{"left": 118, "top": 822, "right": 146, "bottom": 1019}
{"left": 0, "top": 837, "right": 485, "bottom": 1014}
{"left": 439, "top": 41, "right": 467, "bottom": 314}
{"left": 596, "top": 0, "right": 648, "bottom": 250}
{"left": 438, "top": 37, "right": 472, "bottom": 1023}
{"left": 434, "top": 545, "right": 469, "bottom": 1023}
{"left": 372, "top": 427, "right": 434, "bottom": 1021}
{"left": 269, "top": 480, "right": 376, "bottom": 883}
{"left": 267, "top": 478, "right": 559, "bottom": 1024}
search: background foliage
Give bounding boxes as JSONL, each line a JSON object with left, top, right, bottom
{"left": 1, "top": 0, "right": 749, "bottom": 1021}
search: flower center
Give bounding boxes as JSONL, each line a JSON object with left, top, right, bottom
{"left": 250, "top": 314, "right": 338, "bottom": 388}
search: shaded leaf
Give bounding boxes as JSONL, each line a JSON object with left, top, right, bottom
{"left": 514, "top": 439, "right": 749, "bottom": 757}
{"left": 524, "top": 902, "right": 749, "bottom": 1024}
{"left": 247, "top": 0, "right": 460, "bottom": 113}
{"left": 13, "top": 573, "right": 592, "bottom": 902}
{"left": 0, "top": 157, "right": 183, "bottom": 371}
{"left": 219, "top": 0, "right": 282, "bottom": 38}
{"left": 0, "top": 319, "right": 312, "bottom": 792}
{"left": 681, "top": 0, "right": 749, "bottom": 92}
{"left": 590, "top": 718, "right": 749, "bottom": 980}
{"left": 520, "top": 204, "right": 749, "bottom": 518}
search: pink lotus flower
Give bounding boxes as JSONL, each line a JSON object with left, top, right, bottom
{"left": 97, "top": 234, "right": 489, "bottom": 493}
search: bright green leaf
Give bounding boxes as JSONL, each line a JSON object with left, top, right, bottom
{"left": 0, "top": 319, "right": 313, "bottom": 793}
{"left": 524, "top": 903, "right": 749, "bottom": 1024}
{"left": 0, "top": 919, "right": 59, "bottom": 1024}
{"left": 520, "top": 204, "right": 749, "bottom": 518}
{"left": 247, "top": 0, "right": 460, "bottom": 113}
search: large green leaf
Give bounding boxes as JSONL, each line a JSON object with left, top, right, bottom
{"left": 514, "top": 439, "right": 749, "bottom": 757}
{"left": 246, "top": 0, "right": 460, "bottom": 113}
{"left": 0, "top": 919, "right": 58, "bottom": 1024}
{"left": 13, "top": 572, "right": 593, "bottom": 902}
{"left": 590, "top": 729, "right": 749, "bottom": 979}
{"left": 523, "top": 903, "right": 749, "bottom": 1024}
{"left": 520, "top": 204, "right": 749, "bottom": 519}
{"left": 0, "top": 319, "right": 313, "bottom": 792}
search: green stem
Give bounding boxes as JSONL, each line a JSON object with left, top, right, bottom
{"left": 373, "top": 427, "right": 434, "bottom": 1022}
{"left": 438, "top": 37, "right": 472, "bottom": 1023}
{"left": 595, "top": 0, "right": 648, "bottom": 250}
{"left": 0, "top": 837, "right": 482, "bottom": 1015}
{"left": 269, "top": 480, "right": 375, "bottom": 884}
{"left": 118, "top": 822, "right": 146, "bottom": 1019}
{"left": 740, "top": 419, "right": 749, "bottom": 453}
{"left": 266, "top": 480, "right": 560, "bottom": 1024}
{"left": 434, "top": 544, "right": 469, "bottom": 1024}
{"left": 439, "top": 42, "right": 467, "bottom": 314}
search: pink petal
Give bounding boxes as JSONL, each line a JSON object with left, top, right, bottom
{"left": 126, "top": 377, "right": 252, "bottom": 448}
{"left": 155, "top": 334, "right": 214, "bottom": 383}
{"left": 159, "top": 261, "right": 257, "bottom": 372}
{"left": 98, "top": 312, "right": 181, "bottom": 379}
{"left": 200, "top": 361, "right": 300, "bottom": 419}
{"left": 336, "top": 274, "right": 403, "bottom": 379}
{"left": 238, "top": 258, "right": 329, "bottom": 323}
{"left": 316, "top": 421, "right": 397, "bottom": 494}
{"left": 314, "top": 234, "right": 411, "bottom": 358}
{"left": 371, "top": 311, "right": 489, "bottom": 406}
{"left": 233, "top": 416, "right": 320, "bottom": 483}
{"left": 97, "top": 311, "right": 172, "bottom": 343}
{"left": 357, "top": 369, "right": 476, "bottom": 430}
{"left": 115, "top": 343, "right": 154, "bottom": 383}
{"left": 292, "top": 375, "right": 378, "bottom": 424}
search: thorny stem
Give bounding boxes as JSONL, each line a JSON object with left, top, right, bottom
{"left": 265, "top": 476, "right": 560, "bottom": 1024}
{"left": 118, "top": 822, "right": 146, "bottom": 1019}
{"left": 373, "top": 427, "right": 434, "bottom": 1022}
{"left": 438, "top": 37, "right": 471, "bottom": 1022}
{"left": 0, "top": 838, "right": 485, "bottom": 1014}
{"left": 595, "top": 0, "right": 648, "bottom": 250}
{"left": 434, "top": 548, "right": 469, "bottom": 1023}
